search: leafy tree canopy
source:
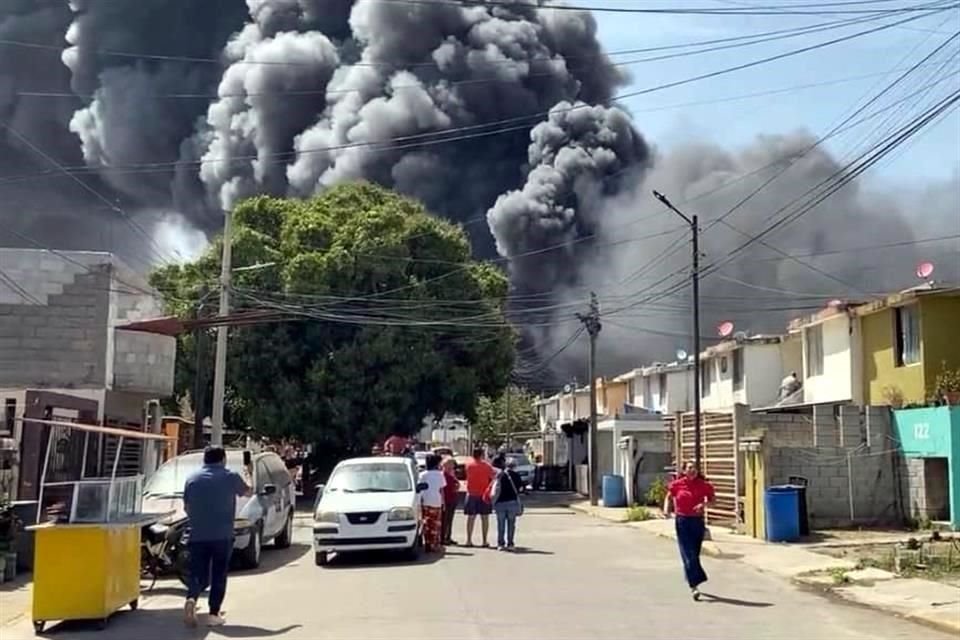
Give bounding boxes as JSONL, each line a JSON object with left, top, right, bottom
{"left": 151, "top": 182, "right": 516, "bottom": 452}
{"left": 471, "top": 386, "right": 539, "bottom": 446}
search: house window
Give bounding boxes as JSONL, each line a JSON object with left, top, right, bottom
{"left": 720, "top": 356, "right": 728, "bottom": 375}
{"left": 895, "top": 305, "right": 921, "bottom": 367}
{"left": 700, "top": 359, "right": 712, "bottom": 396}
{"left": 805, "top": 325, "right": 824, "bottom": 377}
{"left": 659, "top": 373, "right": 668, "bottom": 405}
{"left": 3, "top": 399, "right": 14, "bottom": 435}
{"left": 733, "top": 348, "right": 744, "bottom": 390}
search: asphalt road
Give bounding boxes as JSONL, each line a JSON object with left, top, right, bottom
{"left": 6, "top": 498, "right": 954, "bottom": 639}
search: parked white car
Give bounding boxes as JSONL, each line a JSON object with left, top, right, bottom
{"left": 505, "top": 452, "right": 535, "bottom": 488}
{"left": 312, "top": 456, "right": 426, "bottom": 566}
{"left": 142, "top": 448, "right": 295, "bottom": 569}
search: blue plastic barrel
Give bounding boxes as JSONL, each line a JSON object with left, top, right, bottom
{"left": 764, "top": 485, "right": 801, "bottom": 542}
{"left": 602, "top": 474, "right": 627, "bottom": 508}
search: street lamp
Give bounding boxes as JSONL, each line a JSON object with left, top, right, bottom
{"left": 652, "top": 190, "right": 702, "bottom": 470}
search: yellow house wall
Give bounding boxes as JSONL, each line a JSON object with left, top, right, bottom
{"left": 920, "top": 295, "right": 960, "bottom": 397}
{"left": 862, "top": 306, "right": 925, "bottom": 405}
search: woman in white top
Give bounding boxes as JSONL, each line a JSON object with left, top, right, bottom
{"left": 418, "top": 454, "right": 447, "bottom": 553}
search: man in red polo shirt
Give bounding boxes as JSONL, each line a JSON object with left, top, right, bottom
{"left": 664, "top": 461, "right": 716, "bottom": 600}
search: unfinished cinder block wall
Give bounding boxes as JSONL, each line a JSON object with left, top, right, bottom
{"left": 749, "top": 405, "right": 900, "bottom": 527}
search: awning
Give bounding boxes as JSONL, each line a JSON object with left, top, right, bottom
{"left": 17, "top": 417, "right": 174, "bottom": 441}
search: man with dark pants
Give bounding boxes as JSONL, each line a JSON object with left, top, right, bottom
{"left": 183, "top": 446, "right": 252, "bottom": 627}
{"left": 464, "top": 447, "right": 496, "bottom": 547}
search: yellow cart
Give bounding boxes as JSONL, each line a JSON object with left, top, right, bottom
{"left": 20, "top": 418, "right": 171, "bottom": 634}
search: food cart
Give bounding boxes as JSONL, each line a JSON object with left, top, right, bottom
{"left": 22, "top": 417, "right": 171, "bottom": 633}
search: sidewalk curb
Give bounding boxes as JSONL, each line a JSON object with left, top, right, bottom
{"left": 568, "top": 501, "right": 960, "bottom": 635}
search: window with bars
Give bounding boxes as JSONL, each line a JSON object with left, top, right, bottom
{"left": 733, "top": 348, "right": 744, "bottom": 390}
{"left": 895, "top": 305, "right": 921, "bottom": 367}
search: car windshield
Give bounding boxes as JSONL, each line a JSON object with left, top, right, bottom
{"left": 327, "top": 463, "right": 413, "bottom": 493}
{"left": 143, "top": 453, "right": 244, "bottom": 497}
{"left": 507, "top": 454, "right": 531, "bottom": 466}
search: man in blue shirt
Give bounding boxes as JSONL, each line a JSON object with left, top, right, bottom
{"left": 183, "top": 446, "right": 251, "bottom": 627}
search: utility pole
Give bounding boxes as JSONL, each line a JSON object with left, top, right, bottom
{"left": 211, "top": 210, "right": 233, "bottom": 447}
{"left": 653, "top": 191, "right": 702, "bottom": 470}
{"left": 505, "top": 383, "right": 512, "bottom": 447}
{"left": 577, "top": 292, "right": 602, "bottom": 506}
{"left": 192, "top": 286, "right": 209, "bottom": 450}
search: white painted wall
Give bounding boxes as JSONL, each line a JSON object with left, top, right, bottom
{"left": 744, "top": 343, "right": 787, "bottom": 409}
{"left": 802, "top": 315, "right": 857, "bottom": 404}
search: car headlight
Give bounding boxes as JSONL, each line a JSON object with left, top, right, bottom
{"left": 314, "top": 510, "right": 339, "bottom": 523}
{"left": 387, "top": 507, "right": 416, "bottom": 521}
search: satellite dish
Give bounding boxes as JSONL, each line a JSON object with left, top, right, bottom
{"left": 563, "top": 384, "right": 572, "bottom": 394}
{"left": 916, "top": 261, "right": 935, "bottom": 280}
{"left": 828, "top": 299, "right": 843, "bottom": 307}
{"left": 717, "top": 321, "right": 735, "bottom": 338}
{"left": 676, "top": 349, "right": 688, "bottom": 361}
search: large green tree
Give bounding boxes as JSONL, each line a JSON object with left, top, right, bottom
{"left": 151, "top": 183, "right": 515, "bottom": 452}
{"left": 471, "top": 386, "right": 540, "bottom": 445}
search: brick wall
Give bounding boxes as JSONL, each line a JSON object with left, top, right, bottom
{"left": 751, "top": 405, "right": 900, "bottom": 527}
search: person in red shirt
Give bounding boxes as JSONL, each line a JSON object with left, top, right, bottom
{"left": 664, "top": 461, "right": 716, "bottom": 600}
{"left": 441, "top": 457, "right": 460, "bottom": 545}
{"left": 464, "top": 448, "right": 496, "bottom": 547}
{"left": 383, "top": 434, "right": 407, "bottom": 456}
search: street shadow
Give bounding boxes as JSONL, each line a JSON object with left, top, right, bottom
{"left": 509, "top": 546, "right": 554, "bottom": 555}
{"left": 234, "top": 543, "right": 311, "bottom": 576}
{"left": 698, "top": 592, "right": 774, "bottom": 608}
{"left": 36, "top": 608, "right": 299, "bottom": 639}
{"left": 323, "top": 548, "right": 446, "bottom": 570}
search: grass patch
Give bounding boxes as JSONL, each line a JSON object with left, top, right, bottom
{"left": 626, "top": 506, "right": 653, "bottom": 522}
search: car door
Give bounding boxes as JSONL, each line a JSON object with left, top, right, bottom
{"left": 254, "top": 457, "right": 279, "bottom": 537}
{"left": 266, "top": 454, "right": 293, "bottom": 536}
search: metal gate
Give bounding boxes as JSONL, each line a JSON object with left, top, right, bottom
{"left": 670, "top": 411, "right": 740, "bottom": 526}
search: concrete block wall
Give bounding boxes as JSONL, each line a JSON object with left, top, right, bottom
{"left": 112, "top": 330, "right": 175, "bottom": 395}
{"left": 901, "top": 457, "right": 951, "bottom": 522}
{"left": 752, "top": 406, "right": 900, "bottom": 526}
{"left": 0, "top": 257, "right": 111, "bottom": 388}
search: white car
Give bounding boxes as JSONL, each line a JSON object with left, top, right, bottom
{"left": 505, "top": 453, "right": 535, "bottom": 488}
{"left": 312, "top": 456, "right": 426, "bottom": 566}
{"left": 414, "top": 451, "right": 429, "bottom": 472}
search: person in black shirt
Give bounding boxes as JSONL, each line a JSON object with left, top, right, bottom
{"left": 493, "top": 458, "right": 524, "bottom": 551}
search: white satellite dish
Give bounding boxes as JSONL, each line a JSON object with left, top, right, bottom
{"left": 563, "top": 384, "right": 572, "bottom": 394}
{"left": 676, "top": 349, "right": 688, "bottom": 361}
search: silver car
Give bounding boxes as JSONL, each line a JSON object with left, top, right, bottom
{"left": 142, "top": 449, "right": 296, "bottom": 569}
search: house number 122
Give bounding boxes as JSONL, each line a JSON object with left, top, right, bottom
{"left": 913, "top": 423, "right": 930, "bottom": 440}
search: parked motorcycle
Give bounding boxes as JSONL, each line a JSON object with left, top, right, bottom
{"left": 140, "top": 518, "right": 190, "bottom": 589}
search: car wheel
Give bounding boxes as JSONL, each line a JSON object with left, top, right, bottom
{"left": 315, "top": 551, "right": 328, "bottom": 567}
{"left": 239, "top": 524, "right": 262, "bottom": 569}
{"left": 405, "top": 531, "right": 423, "bottom": 561}
{"left": 274, "top": 510, "right": 293, "bottom": 549}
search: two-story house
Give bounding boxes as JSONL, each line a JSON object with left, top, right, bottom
{"left": 616, "top": 360, "right": 694, "bottom": 414}
{"left": 699, "top": 334, "right": 803, "bottom": 411}
{"left": 789, "top": 286, "right": 960, "bottom": 407}
{"left": 0, "top": 249, "right": 176, "bottom": 500}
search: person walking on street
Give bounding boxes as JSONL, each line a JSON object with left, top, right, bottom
{"left": 182, "top": 446, "right": 252, "bottom": 627}
{"left": 418, "top": 454, "right": 447, "bottom": 553}
{"left": 663, "top": 461, "right": 716, "bottom": 600}
{"left": 493, "top": 458, "right": 525, "bottom": 551}
{"left": 441, "top": 457, "right": 460, "bottom": 545}
{"left": 464, "top": 447, "right": 496, "bottom": 548}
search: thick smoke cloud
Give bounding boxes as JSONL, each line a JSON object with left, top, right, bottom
{"left": 0, "top": 0, "right": 956, "bottom": 384}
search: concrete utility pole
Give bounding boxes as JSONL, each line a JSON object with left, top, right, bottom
{"left": 192, "top": 285, "right": 209, "bottom": 450}
{"left": 653, "top": 191, "right": 702, "bottom": 470}
{"left": 577, "top": 292, "right": 602, "bottom": 506}
{"left": 210, "top": 210, "right": 233, "bottom": 447}
{"left": 505, "top": 383, "right": 512, "bottom": 447}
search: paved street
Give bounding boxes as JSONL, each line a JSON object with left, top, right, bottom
{"left": 4, "top": 500, "right": 954, "bottom": 639}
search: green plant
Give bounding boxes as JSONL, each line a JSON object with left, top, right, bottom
{"left": 626, "top": 506, "right": 652, "bottom": 522}
{"left": 934, "top": 361, "right": 960, "bottom": 395}
{"left": 829, "top": 567, "right": 850, "bottom": 585}
{"left": 882, "top": 385, "right": 905, "bottom": 408}
{"left": 645, "top": 477, "right": 668, "bottom": 507}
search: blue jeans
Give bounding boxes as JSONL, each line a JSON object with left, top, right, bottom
{"left": 675, "top": 516, "right": 708, "bottom": 589}
{"left": 495, "top": 500, "right": 521, "bottom": 547}
{"left": 187, "top": 539, "right": 233, "bottom": 615}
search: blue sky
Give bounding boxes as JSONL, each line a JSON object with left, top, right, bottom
{"left": 591, "top": 4, "right": 960, "bottom": 186}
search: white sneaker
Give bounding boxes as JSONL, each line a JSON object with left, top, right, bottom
{"left": 206, "top": 614, "right": 226, "bottom": 627}
{"left": 183, "top": 599, "right": 197, "bottom": 627}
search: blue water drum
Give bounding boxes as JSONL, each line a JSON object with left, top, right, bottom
{"left": 601, "top": 474, "right": 627, "bottom": 508}
{"left": 764, "top": 485, "right": 801, "bottom": 542}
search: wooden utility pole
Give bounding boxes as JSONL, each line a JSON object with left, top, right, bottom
{"left": 577, "top": 293, "right": 602, "bottom": 506}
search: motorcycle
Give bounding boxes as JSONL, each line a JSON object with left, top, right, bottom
{"left": 140, "top": 517, "right": 191, "bottom": 589}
